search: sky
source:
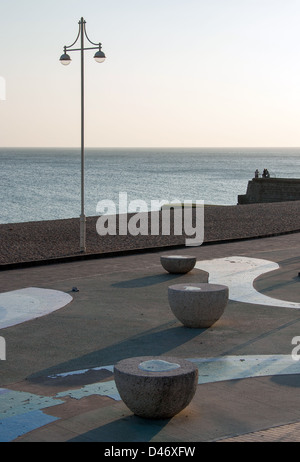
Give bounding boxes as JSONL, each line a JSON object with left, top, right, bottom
{"left": 1, "top": 0, "right": 300, "bottom": 148}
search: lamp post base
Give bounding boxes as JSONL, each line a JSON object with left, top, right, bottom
{"left": 80, "top": 214, "right": 86, "bottom": 252}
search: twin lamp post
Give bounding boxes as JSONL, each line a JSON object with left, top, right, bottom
{"left": 60, "top": 17, "right": 106, "bottom": 252}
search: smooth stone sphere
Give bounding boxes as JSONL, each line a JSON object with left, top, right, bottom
{"left": 168, "top": 283, "right": 229, "bottom": 328}
{"left": 114, "top": 356, "right": 198, "bottom": 419}
{"left": 160, "top": 255, "right": 196, "bottom": 274}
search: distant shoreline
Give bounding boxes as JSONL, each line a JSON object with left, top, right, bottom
{"left": 1, "top": 201, "right": 300, "bottom": 268}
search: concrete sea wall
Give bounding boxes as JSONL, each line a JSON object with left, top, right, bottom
{"left": 238, "top": 178, "right": 300, "bottom": 204}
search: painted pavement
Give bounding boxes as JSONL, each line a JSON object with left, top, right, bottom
{"left": 0, "top": 256, "right": 300, "bottom": 441}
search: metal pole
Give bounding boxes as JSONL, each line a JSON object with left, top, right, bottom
{"left": 60, "top": 17, "right": 105, "bottom": 252}
{"left": 80, "top": 17, "right": 86, "bottom": 252}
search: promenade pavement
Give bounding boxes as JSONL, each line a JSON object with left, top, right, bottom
{"left": 0, "top": 232, "right": 300, "bottom": 442}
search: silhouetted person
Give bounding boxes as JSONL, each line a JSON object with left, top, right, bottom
{"left": 262, "top": 168, "right": 270, "bottom": 178}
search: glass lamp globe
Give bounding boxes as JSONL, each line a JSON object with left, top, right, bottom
{"left": 60, "top": 53, "right": 72, "bottom": 65}
{"left": 94, "top": 50, "right": 106, "bottom": 63}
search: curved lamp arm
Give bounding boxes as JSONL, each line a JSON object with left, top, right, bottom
{"left": 59, "top": 18, "right": 106, "bottom": 65}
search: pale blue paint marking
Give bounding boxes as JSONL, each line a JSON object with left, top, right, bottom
{"left": 56, "top": 380, "right": 121, "bottom": 401}
{"left": 54, "top": 355, "right": 300, "bottom": 402}
{"left": 1, "top": 355, "right": 299, "bottom": 441}
{"left": 0, "top": 389, "right": 9, "bottom": 396}
{"left": 0, "top": 389, "right": 64, "bottom": 420}
{"left": 188, "top": 355, "right": 300, "bottom": 384}
{"left": 0, "top": 410, "right": 58, "bottom": 442}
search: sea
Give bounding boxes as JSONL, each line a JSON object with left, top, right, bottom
{"left": 1, "top": 147, "right": 300, "bottom": 224}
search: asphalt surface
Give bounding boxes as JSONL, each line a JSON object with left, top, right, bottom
{"left": 0, "top": 232, "right": 300, "bottom": 443}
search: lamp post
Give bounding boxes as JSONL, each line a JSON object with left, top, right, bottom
{"left": 60, "top": 17, "right": 106, "bottom": 252}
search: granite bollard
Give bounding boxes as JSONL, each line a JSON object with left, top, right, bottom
{"left": 168, "top": 283, "right": 229, "bottom": 328}
{"left": 160, "top": 255, "right": 196, "bottom": 274}
{"left": 114, "top": 356, "right": 198, "bottom": 419}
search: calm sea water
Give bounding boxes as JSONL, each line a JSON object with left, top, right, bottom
{"left": 1, "top": 147, "right": 300, "bottom": 224}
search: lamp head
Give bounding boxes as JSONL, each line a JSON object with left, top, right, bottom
{"left": 60, "top": 52, "right": 72, "bottom": 65}
{"left": 94, "top": 46, "right": 106, "bottom": 63}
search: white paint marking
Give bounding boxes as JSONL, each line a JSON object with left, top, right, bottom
{"left": 195, "top": 256, "right": 300, "bottom": 308}
{"left": 0, "top": 288, "right": 73, "bottom": 329}
{"left": 183, "top": 286, "right": 203, "bottom": 291}
{"left": 48, "top": 365, "right": 114, "bottom": 379}
{"left": 138, "top": 359, "right": 180, "bottom": 372}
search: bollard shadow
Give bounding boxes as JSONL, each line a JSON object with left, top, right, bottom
{"left": 27, "top": 322, "right": 205, "bottom": 383}
{"left": 68, "top": 413, "right": 171, "bottom": 442}
{"left": 271, "top": 370, "right": 300, "bottom": 388}
{"left": 112, "top": 269, "right": 208, "bottom": 289}
{"left": 111, "top": 273, "right": 183, "bottom": 288}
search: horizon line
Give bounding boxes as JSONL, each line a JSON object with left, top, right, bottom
{"left": 1, "top": 146, "right": 300, "bottom": 150}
